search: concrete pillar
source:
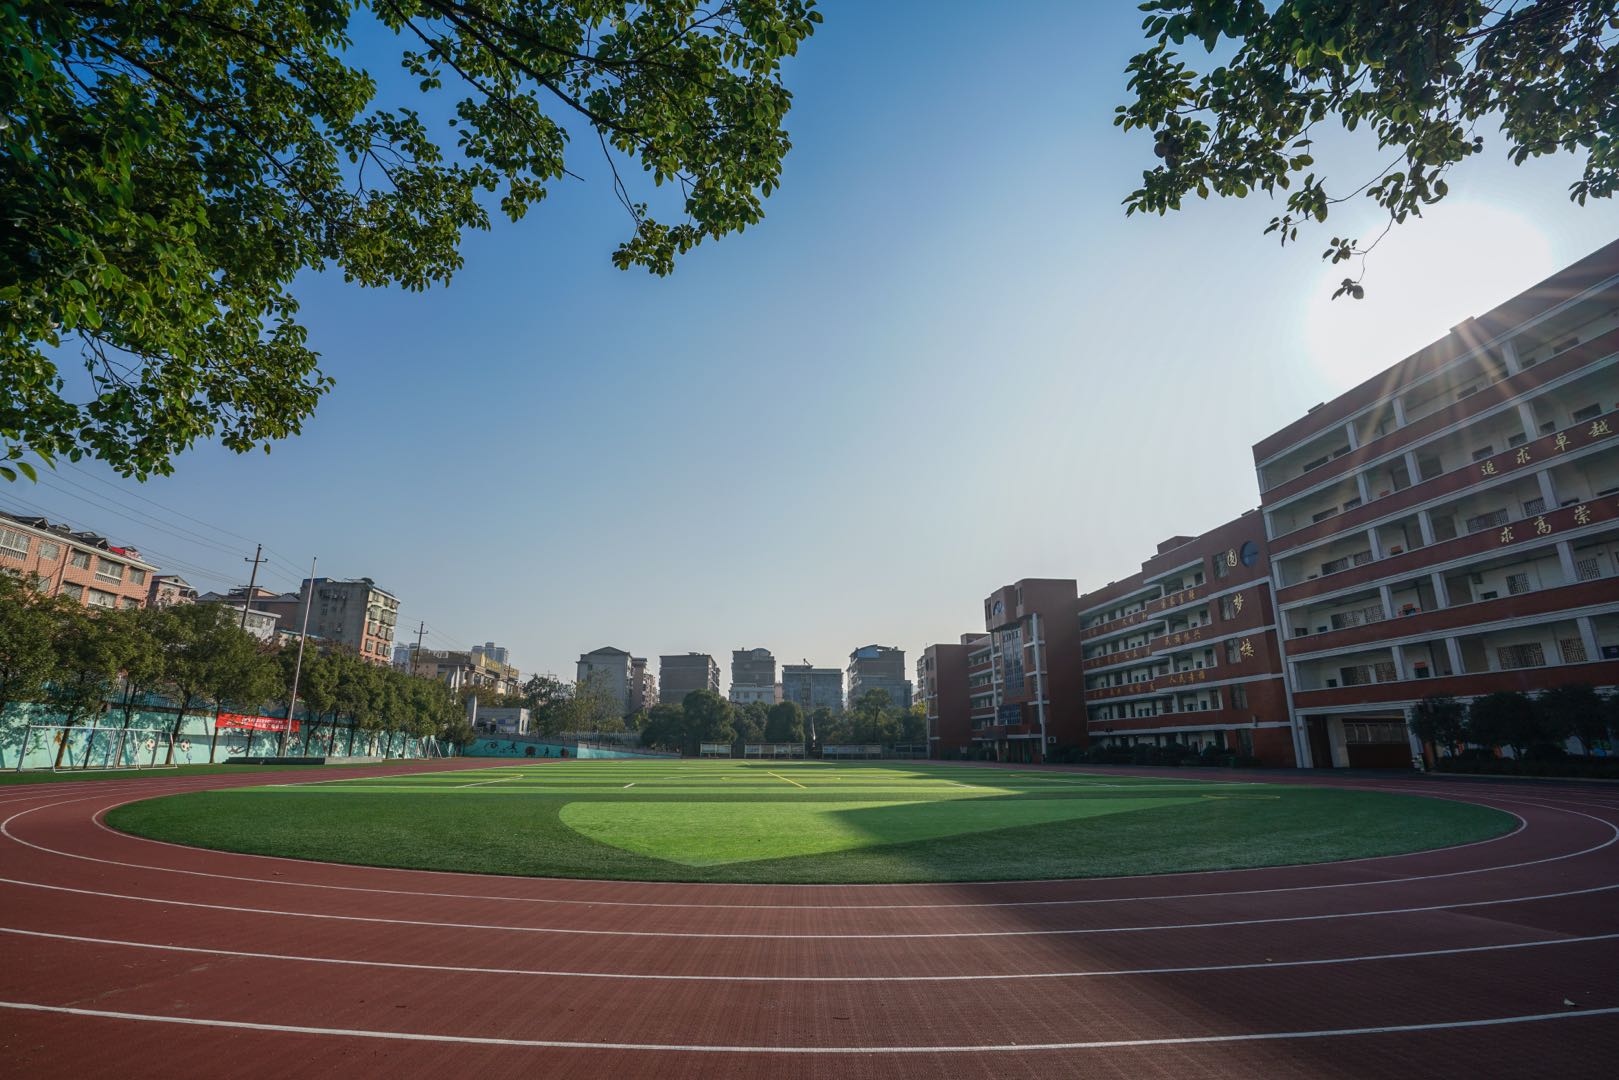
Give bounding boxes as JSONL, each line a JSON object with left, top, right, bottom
{"left": 1355, "top": 471, "right": 1371, "bottom": 505}
{"left": 1517, "top": 402, "right": 1540, "bottom": 443}
{"left": 1389, "top": 643, "right": 1408, "bottom": 681}
{"left": 1392, "top": 396, "right": 1408, "bottom": 427}
{"left": 1403, "top": 450, "right": 1421, "bottom": 489}
{"left": 1432, "top": 571, "right": 1452, "bottom": 609}
{"left": 1366, "top": 527, "right": 1383, "bottom": 560}
{"left": 1501, "top": 337, "right": 1522, "bottom": 376}
{"left": 1378, "top": 583, "right": 1395, "bottom": 620}
{"left": 1344, "top": 422, "right": 1359, "bottom": 451}
{"left": 1418, "top": 509, "right": 1437, "bottom": 547}
{"left": 1557, "top": 540, "right": 1580, "bottom": 586}
{"left": 1445, "top": 636, "right": 1465, "bottom": 676}
{"left": 1576, "top": 616, "right": 1600, "bottom": 665}
{"left": 1537, "top": 470, "right": 1558, "bottom": 511}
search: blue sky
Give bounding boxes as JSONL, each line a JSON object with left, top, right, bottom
{"left": 12, "top": 1, "right": 1619, "bottom": 689}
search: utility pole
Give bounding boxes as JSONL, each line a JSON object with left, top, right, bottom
{"left": 240, "top": 544, "right": 264, "bottom": 631}
{"left": 412, "top": 621, "right": 426, "bottom": 671}
{"left": 278, "top": 558, "right": 317, "bottom": 756}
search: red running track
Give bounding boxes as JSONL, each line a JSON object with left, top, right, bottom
{"left": 0, "top": 760, "right": 1616, "bottom": 1079}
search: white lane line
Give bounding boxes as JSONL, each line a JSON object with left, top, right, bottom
{"left": 623, "top": 783, "right": 635, "bottom": 789}
{"left": 2, "top": 870, "right": 1617, "bottom": 940}
{"left": 13, "top": 783, "right": 1615, "bottom": 918}
{"left": 46, "top": 800, "right": 1609, "bottom": 914}
{"left": 2, "top": 1000, "right": 1615, "bottom": 1054}
{"left": 5, "top": 925, "right": 1617, "bottom": 984}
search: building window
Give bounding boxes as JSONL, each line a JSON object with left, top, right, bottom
{"left": 1571, "top": 403, "right": 1601, "bottom": 423}
{"left": 86, "top": 588, "right": 117, "bottom": 609}
{"left": 1522, "top": 497, "right": 1545, "bottom": 515}
{"left": 1229, "top": 684, "right": 1248, "bottom": 709}
{"left": 1506, "top": 573, "right": 1532, "bottom": 595}
{"left": 95, "top": 558, "right": 124, "bottom": 583}
{"left": 1559, "top": 637, "right": 1588, "bottom": 664}
{"left": 37, "top": 540, "right": 59, "bottom": 561}
{"left": 1226, "top": 639, "right": 1241, "bottom": 664}
{"left": 1496, "top": 642, "right": 1546, "bottom": 670}
{"left": 119, "top": 597, "right": 141, "bottom": 609}
{"left": 69, "top": 550, "right": 91, "bottom": 569}
{"left": 0, "top": 527, "right": 30, "bottom": 559}
{"left": 1576, "top": 556, "right": 1603, "bottom": 581}
{"left": 1465, "top": 509, "right": 1509, "bottom": 534}
{"left": 127, "top": 567, "right": 146, "bottom": 586}
{"left": 61, "top": 582, "right": 84, "bottom": 601}
{"left": 1219, "top": 596, "right": 1236, "bottom": 619}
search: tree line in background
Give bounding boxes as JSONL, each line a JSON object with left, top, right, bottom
{"left": 1411, "top": 687, "right": 1619, "bottom": 777}
{"left": 0, "top": 573, "right": 472, "bottom": 765}
{"left": 465, "top": 675, "right": 930, "bottom": 756}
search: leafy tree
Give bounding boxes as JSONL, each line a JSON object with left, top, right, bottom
{"left": 639, "top": 701, "right": 684, "bottom": 752}
{"left": 764, "top": 700, "right": 804, "bottom": 743}
{"left": 1117, "top": 1, "right": 1619, "bottom": 298}
{"left": 805, "top": 704, "right": 835, "bottom": 744}
{"left": 849, "top": 688, "right": 899, "bottom": 744}
{"left": 160, "top": 602, "right": 271, "bottom": 762}
{"left": 567, "top": 672, "right": 623, "bottom": 733}
{"left": 1535, "top": 684, "right": 1604, "bottom": 757}
{"left": 46, "top": 605, "right": 132, "bottom": 767}
{"left": 3, "top": 0, "right": 822, "bottom": 478}
{"left": 0, "top": 571, "right": 65, "bottom": 719}
{"left": 899, "top": 701, "right": 928, "bottom": 743}
{"left": 1409, "top": 694, "right": 1466, "bottom": 759}
{"left": 520, "top": 673, "right": 572, "bottom": 736}
{"left": 679, "top": 689, "right": 734, "bottom": 755}
{"left": 732, "top": 700, "right": 768, "bottom": 745}
{"left": 1466, "top": 690, "right": 1541, "bottom": 759}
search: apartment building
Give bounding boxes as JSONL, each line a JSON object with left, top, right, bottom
{"left": 781, "top": 664, "right": 843, "bottom": 714}
{"left": 254, "top": 577, "right": 399, "bottom": 666}
{"left": 577, "top": 647, "right": 635, "bottom": 716}
{"left": 629, "top": 656, "right": 655, "bottom": 714}
{"left": 846, "top": 645, "right": 912, "bottom": 709}
{"left": 1078, "top": 514, "right": 1294, "bottom": 765}
{"left": 196, "top": 590, "right": 283, "bottom": 643}
{"left": 917, "top": 636, "right": 984, "bottom": 758}
{"left": 969, "top": 580, "right": 1085, "bottom": 763}
{"left": 659, "top": 653, "right": 720, "bottom": 704}
{"left": 412, "top": 647, "right": 522, "bottom": 696}
{"left": 1255, "top": 240, "right": 1619, "bottom": 767}
{"left": 729, "top": 648, "right": 780, "bottom": 704}
{"left": 0, "top": 512, "right": 157, "bottom": 610}
{"left": 147, "top": 574, "right": 196, "bottom": 608}
{"left": 472, "top": 642, "right": 510, "bottom": 666}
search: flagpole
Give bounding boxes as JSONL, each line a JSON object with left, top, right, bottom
{"left": 279, "top": 558, "right": 317, "bottom": 756}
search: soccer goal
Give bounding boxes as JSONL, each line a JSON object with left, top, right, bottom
{"left": 12, "top": 724, "right": 176, "bottom": 773}
{"left": 698, "top": 741, "right": 733, "bottom": 758}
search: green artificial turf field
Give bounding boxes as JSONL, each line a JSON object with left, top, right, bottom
{"left": 105, "top": 761, "right": 1516, "bottom": 884}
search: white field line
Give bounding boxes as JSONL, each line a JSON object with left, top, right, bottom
{"left": 2, "top": 1000, "right": 1616, "bottom": 1054}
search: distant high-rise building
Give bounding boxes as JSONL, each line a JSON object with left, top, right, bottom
{"left": 781, "top": 664, "right": 843, "bottom": 713}
{"left": 918, "top": 635, "right": 984, "bottom": 758}
{"left": 659, "top": 653, "right": 720, "bottom": 704}
{"left": 729, "top": 648, "right": 780, "bottom": 704}
{"left": 847, "top": 645, "right": 912, "bottom": 709}
{"left": 577, "top": 647, "right": 635, "bottom": 716}
{"left": 629, "top": 656, "right": 656, "bottom": 714}
{"left": 472, "top": 641, "right": 510, "bottom": 666}
{"left": 254, "top": 577, "right": 399, "bottom": 666}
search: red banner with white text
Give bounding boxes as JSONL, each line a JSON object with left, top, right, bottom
{"left": 217, "top": 712, "right": 300, "bottom": 733}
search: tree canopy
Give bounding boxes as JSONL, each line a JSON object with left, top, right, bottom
{"left": 1116, "top": 1, "right": 1619, "bottom": 297}
{"left": 3, "top": 0, "right": 821, "bottom": 479}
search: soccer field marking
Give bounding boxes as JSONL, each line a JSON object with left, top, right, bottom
{"left": 767, "top": 772, "right": 805, "bottom": 788}
{"left": 455, "top": 775, "right": 521, "bottom": 789}
{"left": 7, "top": 925, "right": 1616, "bottom": 984}
{"left": 4, "top": 1000, "right": 1617, "bottom": 1055}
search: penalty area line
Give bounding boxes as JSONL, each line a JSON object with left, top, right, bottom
{"left": 767, "top": 771, "right": 806, "bottom": 789}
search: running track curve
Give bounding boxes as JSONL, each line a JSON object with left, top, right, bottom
{"left": 1, "top": 760, "right": 1616, "bottom": 1079}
